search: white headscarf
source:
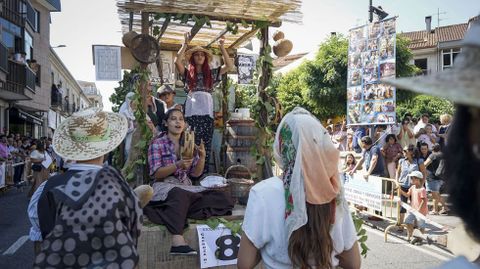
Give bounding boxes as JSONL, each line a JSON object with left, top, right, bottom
{"left": 119, "top": 92, "right": 135, "bottom": 120}
{"left": 273, "top": 107, "right": 341, "bottom": 241}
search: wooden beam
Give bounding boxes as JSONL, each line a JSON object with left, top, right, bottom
{"left": 188, "top": 20, "right": 205, "bottom": 42}
{"left": 156, "top": 16, "right": 171, "bottom": 42}
{"left": 228, "top": 27, "right": 259, "bottom": 49}
{"left": 205, "top": 28, "right": 229, "bottom": 48}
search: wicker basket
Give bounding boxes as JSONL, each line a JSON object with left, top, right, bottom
{"left": 273, "top": 39, "right": 293, "bottom": 57}
{"left": 272, "top": 30, "right": 285, "bottom": 41}
{"left": 122, "top": 31, "right": 138, "bottom": 48}
{"left": 225, "top": 165, "right": 254, "bottom": 202}
{"left": 200, "top": 173, "right": 231, "bottom": 195}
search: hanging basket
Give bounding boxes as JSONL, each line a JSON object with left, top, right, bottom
{"left": 273, "top": 39, "right": 293, "bottom": 57}
{"left": 130, "top": 34, "right": 160, "bottom": 64}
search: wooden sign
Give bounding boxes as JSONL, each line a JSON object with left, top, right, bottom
{"left": 196, "top": 224, "right": 241, "bottom": 268}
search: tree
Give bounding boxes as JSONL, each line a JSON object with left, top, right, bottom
{"left": 396, "top": 95, "right": 454, "bottom": 123}
{"left": 109, "top": 71, "right": 135, "bottom": 112}
{"left": 275, "top": 34, "right": 421, "bottom": 121}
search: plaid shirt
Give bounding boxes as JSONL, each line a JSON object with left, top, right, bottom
{"left": 148, "top": 132, "right": 199, "bottom": 183}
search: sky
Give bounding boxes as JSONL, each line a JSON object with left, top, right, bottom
{"left": 50, "top": 0, "right": 480, "bottom": 112}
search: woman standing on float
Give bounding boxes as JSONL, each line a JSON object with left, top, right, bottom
{"left": 175, "top": 32, "right": 233, "bottom": 173}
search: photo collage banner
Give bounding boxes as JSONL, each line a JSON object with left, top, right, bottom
{"left": 347, "top": 18, "right": 396, "bottom": 125}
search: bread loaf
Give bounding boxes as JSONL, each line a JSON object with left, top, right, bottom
{"left": 181, "top": 128, "right": 195, "bottom": 159}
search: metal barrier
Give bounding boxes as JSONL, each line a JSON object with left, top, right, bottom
{"left": 344, "top": 173, "right": 405, "bottom": 242}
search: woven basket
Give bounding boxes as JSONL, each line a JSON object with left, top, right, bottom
{"left": 200, "top": 173, "right": 231, "bottom": 195}
{"left": 273, "top": 39, "right": 293, "bottom": 57}
{"left": 225, "top": 165, "right": 254, "bottom": 201}
{"left": 130, "top": 34, "right": 160, "bottom": 64}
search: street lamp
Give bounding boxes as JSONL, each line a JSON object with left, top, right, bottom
{"left": 369, "top": 0, "right": 389, "bottom": 22}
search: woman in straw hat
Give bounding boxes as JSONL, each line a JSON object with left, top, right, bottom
{"left": 28, "top": 108, "right": 143, "bottom": 268}
{"left": 382, "top": 17, "right": 480, "bottom": 268}
{"left": 175, "top": 32, "right": 234, "bottom": 173}
{"left": 238, "top": 107, "right": 360, "bottom": 269}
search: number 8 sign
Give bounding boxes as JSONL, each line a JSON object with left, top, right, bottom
{"left": 196, "top": 224, "right": 242, "bottom": 268}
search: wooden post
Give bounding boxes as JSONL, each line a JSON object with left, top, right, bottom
{"left": 256, "top": 26, "right": 273, "bottom": 179}
{"left": 122, "top": 12, "right": 151, "bottom": 187}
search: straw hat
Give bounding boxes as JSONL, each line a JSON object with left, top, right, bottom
{"left": 184, "top": 46, "right": 213, "bottom": 63}
{"left": 382, "top": 19, "right": 480, "bottom": 107}
{"left": 53, "top": 108, "right": 128, "bottom": 161}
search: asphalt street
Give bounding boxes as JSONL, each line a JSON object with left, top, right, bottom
{"left": 0, "top": 186, "right": 457, "bottom": 269}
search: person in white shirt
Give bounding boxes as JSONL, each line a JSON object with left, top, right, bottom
{"left": 414, "top": 113, "right": 437, "bottom": 136}
{"left": 238, "top": 107, "right": 360, "bottom": 269}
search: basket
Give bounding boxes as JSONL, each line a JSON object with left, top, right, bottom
{"left": 199, "top": 173, "right": 231, "bottom": 195}
{"left": 273, "top": 39, "right": 293, "bottom": 57}
{"left": 225, "top": 165, "right": 254, "bottom": 202}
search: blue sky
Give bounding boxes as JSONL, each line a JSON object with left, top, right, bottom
{"left": 50, "top": 0, "right": 480, "bottom": 111}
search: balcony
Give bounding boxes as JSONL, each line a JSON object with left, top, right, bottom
{"left": 2, "top": 0, "right": 25, "bottom": 26}
{"left": 0, "top": 60, "right": 36, "bottom": 100}
{"left": 37, "top": 0, "right": 61, "bottom": 12}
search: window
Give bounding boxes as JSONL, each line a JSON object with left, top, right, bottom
{"left": 414, "top": 58, "right": 428, "bottom": 75}
{"left": 0, "top": 18, "right": 22, "bottom": 52}
{"left": 442, "top": 48, "right": 461, "bottom": 70}
{"left": 24, "top": 30, "right": 33, "bottom": 61}
{"left": 34, "top": 9, "right": 40, "bottom": 33}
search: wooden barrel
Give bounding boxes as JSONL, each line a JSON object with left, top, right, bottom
{"left": 225, "top": 120, "right": 258, "bottom": 177}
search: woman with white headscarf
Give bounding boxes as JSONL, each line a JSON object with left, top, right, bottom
{"left": 238, "top": 107, "right": 360, "bottom": 269}
{"left": 119, "top": 92, "right": 136, "bottom": 158}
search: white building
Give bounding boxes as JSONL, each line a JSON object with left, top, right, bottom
{"left": 401, "top": 16, "right": 478, "bottom": 75}
{"left": 49, "top": 47, "right": 91, "bottom": 136}
{"left": 77, "top": 80, "right": 103, "bottom": 108}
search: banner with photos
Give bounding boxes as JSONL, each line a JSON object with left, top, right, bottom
{"left": 347, "top": 18, "right": 396, "bottom": 125}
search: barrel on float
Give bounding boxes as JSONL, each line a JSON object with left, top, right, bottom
{"left": 225, "top": 119, "right": 257, "bottom": 178}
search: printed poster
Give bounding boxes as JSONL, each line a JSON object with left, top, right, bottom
{"left": 197, "top": 224, "right": 241, "bottom": 268}
{"left": 93, "top": 45, "right": 122, "bottom": 81}
{"left": 237, "top": 54, "right": 256, "bottom": 85}
{"left": 347, "top": 18, "right": 397, "bottom": 125}
{"left": 344, "top": 173, "right": 383, "bottom": 211}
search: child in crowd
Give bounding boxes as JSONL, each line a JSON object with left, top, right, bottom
{"left": 399, "top": 171, "right": 428, "bottom": 244}
{"left": 342, "top": 153, "right": 357, "bottom": 174}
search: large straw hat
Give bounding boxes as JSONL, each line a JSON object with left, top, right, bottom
{"left": 184, "top": 46, "right": 213, "bottom": 63}
{"left": 382, "top": 19, "right": 480, "bottom": 107}
{"left": 53, "top": 108, "right": 128, "bottom": 161}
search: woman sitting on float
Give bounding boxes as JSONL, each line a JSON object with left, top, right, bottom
{"left": 144, "top": 108, "right": 234, "bottom": 255}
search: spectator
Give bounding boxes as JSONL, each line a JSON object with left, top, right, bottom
{"left": 28, "top": 141, "right": 49, "bottom": 197}
{"left": 352, "top": 126, "right": 368, "bottom": 153}
{"left": 417, "top": 124, "right": 437, "bottom": 150}
{"left": 237, "top": 107, "right": 360, "bottom": 269}
{"left": 31, "top": 107, "right": 143, "bottom": 268}
{"left": 332, "top": 121, "right": 347, "bottom": 151}
{"left": 349, "top": 136, "right": 386, "bottom": 179}
{"left": 414, "top": 113, "right": 437, "bottom": 136}
{"left": 374, "top": 125, "right": 387, "bottom": 148}
{"left": 398, "top": 171, "right": 428, "bottom": 244}
{"left": 382, "top": 134, "right": 403, "bottom": 178}
{"left": 438, "top": 114, "right": 452, "bottom": 149}
{"left": 397, "top": 117, "right": 416, "bottom": 148}
{"left": 119, "top": 92, "right": 136, "bottom": 159}
{"left": 424, "top": 144, "right": 449, "bottom": 215}
{"left": 395, "top": 144, "right": 423, "bottom": 228}
{"left": 0, "top": 134, "right": 9, "bottom": 161}
{"left": 342, "top": 153, "right": 357, "bottom": 175}
{"left": 417, "top": 142, "right": 431, "bottom": 165}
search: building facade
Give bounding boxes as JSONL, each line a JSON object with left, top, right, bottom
{"left": 77, "top": 80, "right": 103, "bottom": 108}
{"left": 49, "top": 47, "right": 91, "bottom": 137}
{"left": 401, "top": 16, "right": 478, "bottom": 75}
{"left": 0, "top": 0, "right": 61, "bottom": 137}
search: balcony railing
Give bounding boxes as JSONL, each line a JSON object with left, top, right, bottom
{"left": 2, "top": 0, "right": 25, "bottom": 26}
{"left": 0, "top": 42, "right": 8, "bottom": 73}
{"left": 7, "top": 60, "right": 36, "bottom": 92}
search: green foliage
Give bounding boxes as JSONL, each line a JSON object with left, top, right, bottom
{"left": 396, "top": 94, "right": 454, "bottom": 123}
{"left": 204, "top": 218, "right": 243, "bottom": 237}
{"left": 275, "top": 34, "right": 420, "bottom": 121}
{"left": 352, "top": 213, "right": 369, "bottom": 257}
{"left": 110, "top": 71, "right": 136, "bottom": 113}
